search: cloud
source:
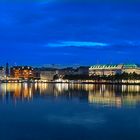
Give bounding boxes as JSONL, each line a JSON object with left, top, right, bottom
{"left": 47, "top": 41, "right": 109, "bottom": 49}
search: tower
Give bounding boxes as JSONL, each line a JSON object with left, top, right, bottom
{"left": 6, "top": 63, "right": 9, "bottom": 77}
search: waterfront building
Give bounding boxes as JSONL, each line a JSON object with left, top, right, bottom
{"left": 89, "top": 64, "right": 140, "bottom": 76}
{"left": 74, "top": 66, "right": 89, "bottom": 75}
{"left": 89, "top": 64, "right": 123, "bottom": 76}
{"left": 33, "top": 66, "right": 89, "bottom": 81}
{"left": 10, "top": 66, "right": 34, "bottom": 80}
{"left": 39, "top": 68, "right": 58, "bottom": 81}
{"left": 58, "top": 67, "right": 89, "bottom": 78}
{"left": 122, "top": 64, "right": 140, "bottom": 74}
{"left": 0, "top": 67, "right": 5, "bottom": 80}
{"left": 33, "top": 68, "right": 41, "bottom": 80}
{"left": 58, "top": 67, "right": 75, "bottom": 78}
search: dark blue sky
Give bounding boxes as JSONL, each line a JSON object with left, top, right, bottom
{"left": 0, "top": 0, "right": 140, "bottom": 66}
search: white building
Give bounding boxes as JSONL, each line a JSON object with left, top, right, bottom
{"left": 0, "top": 67, "right": 5, "bottom": 79}
{"left": 122, "top": 64, "right": 140, "bottom": 74}
{"left": 89, "top": 64, "right": 123, "bottom": 76}
{"left": 89, "top": 64, "right": 140, "bottom": 76}
{"left": 40, "top": 68, "right": 58, "bottom": 81}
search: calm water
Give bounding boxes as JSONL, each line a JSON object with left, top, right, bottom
{"left": 0, "top": 83, "right": 140, "bottom": 140}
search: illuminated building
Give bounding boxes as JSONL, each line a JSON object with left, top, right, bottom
{"left": 122, "top": 64, "right": 140, "bottom": 74}
{"left": 40, "top": 71, "right": 57, "bottom": 81}
{"left": 0, "top": 67, "right": 5, "bottom": 80}
{"left": 89, "top": 64, "right": 123, "bottom": 76}
{"left": 89, "top": 64, "right": 140, "bottom": 76}
{"left": 10, "top": 66, "right": 34, "bottom": 80}
{"left": 39, "top": 68, "right": 58, "bottom": 81}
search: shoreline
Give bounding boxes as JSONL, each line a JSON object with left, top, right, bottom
{"left": 1, "top": 80, "right": 140, "bottom": 85}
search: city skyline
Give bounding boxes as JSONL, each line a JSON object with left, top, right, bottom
{"left": 0, "top": 1, "right": 140, "bottom": 65}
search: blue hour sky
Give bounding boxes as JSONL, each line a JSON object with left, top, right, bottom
{"left": 0, "top": 0, "right": 140, "bottom": 66}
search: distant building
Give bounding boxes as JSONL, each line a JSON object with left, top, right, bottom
{"left": 89, "top": 64, "right": 140, "bottom": 76}
{"left": 122, "top": 64, "right": 140, "bottom": 74}
{"left": 74, "top": 66, "right": 89, "bottom": 75}
{"left": 0, "top": 67, "right": 5, "bottom": 79}
{"left": 58, "top": 67, "right": 89, "bottom": 76}
{"left": 10, "top": 66, "right": 34, "bottom": 80}
{"left": 89, "top": 64, "right": 123, "bottom": 76}
{"left": 58, "top": 67, "right": 75, "bottom": 77}
{"left": 5, "top": 63, "right": 9, "bottom": 77}
{"left": 39, "top": 68, "right": 58, "bottom": 81}
{"left": 33, "top": 68, "right": 41, "bottom": 80}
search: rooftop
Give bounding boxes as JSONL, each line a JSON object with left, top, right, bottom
{"left": 90, "top": 64, "right": 139, "bottom": 69}
{"left": 90, "top": 64, "right": 120, "bottom": 69}
{"left": 123, "top": 64, "right": 138, "bottom": 68}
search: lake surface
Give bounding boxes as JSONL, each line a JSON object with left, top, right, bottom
{"left": 0, "top": 83, "right": 140, "bottom": 140}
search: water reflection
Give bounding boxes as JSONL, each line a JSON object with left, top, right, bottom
{"left": 0, "top": 83, "right": 140, "bottom": 107}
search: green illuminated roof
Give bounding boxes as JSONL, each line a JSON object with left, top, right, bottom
{"left": 123, "top": 64, "right": 138, "bottom": 68}
{"left": 90, "top": 64, "right": 139, "bottom": 69}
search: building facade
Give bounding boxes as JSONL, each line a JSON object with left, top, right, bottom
{"left": 89, "top": 64, "right": 123, "bottom": 76}
{"left": 122, "top": 64, "right": 140, "bottom": 74}
{"left": 89, "top": 64, "right": 140, "bottom": 76}
{"left": 40, "top": 71, "right": 57, "bottom": 81}
{"left": 10, "top": 66, "right": 34, "bottom": 80}
{"left": 74, "top": 67, "right": 89, "bottom": 75}
{"left": 39, "top": 68, "right": 58, "bottom": 81}
{"left": 58, "top": 67, "right": 75, "bottom": 76}
{"left": 0, "top": 67, "right": 5, "bottom": 80}
{"left": 58, "top": 67, "right": 89, "bottom": 77}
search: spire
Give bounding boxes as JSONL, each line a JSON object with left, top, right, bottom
{"left": 6, "top": 63, "right": 9, "bottom": 77}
